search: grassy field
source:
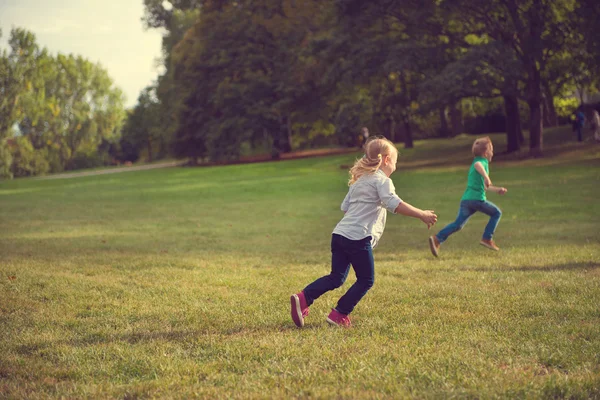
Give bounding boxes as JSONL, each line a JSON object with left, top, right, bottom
{"left": 1, "top": 127, "right": 600, "bottom": 399}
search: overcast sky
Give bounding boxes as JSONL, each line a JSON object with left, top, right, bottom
{"left": 0, "top": 0, "right": 165, "bottom": 108}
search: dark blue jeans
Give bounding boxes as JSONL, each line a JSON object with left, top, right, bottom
{"left": 577, "top": 125, "right": 583, "bottom": 142}
{"left": 303, "top": 234, "right": 374, "bottom": 315}
{"left": 436, "top": 199, "right": 502, "bottom": 243}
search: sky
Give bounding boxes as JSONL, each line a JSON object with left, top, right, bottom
{"left": 0, "top": 0, "right": 165, "bottom": 108}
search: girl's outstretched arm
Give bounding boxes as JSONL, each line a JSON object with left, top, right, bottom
{"left": 394, "top": 202, "right": 438, "bottom": 229}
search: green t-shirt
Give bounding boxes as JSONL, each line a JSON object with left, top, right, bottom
{"left": 461, "top": 156, "right": 489, "bottom": 201}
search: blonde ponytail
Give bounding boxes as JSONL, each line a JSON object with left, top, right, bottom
{"left": 348, "top": 137, "right": 396, "bottom": 185}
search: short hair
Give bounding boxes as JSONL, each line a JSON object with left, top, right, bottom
{"left": 472, "top": 137, "right": 492, "bottom": 157}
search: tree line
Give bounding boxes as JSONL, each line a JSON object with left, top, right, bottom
{"left": 132, "top": 0, "right": 599, "bottom": 164}
{"left": 0, "top": 29, "right": 125, "bottom": 178}
{"left": 2, "top": 0, "right": 599, "bottom": 178}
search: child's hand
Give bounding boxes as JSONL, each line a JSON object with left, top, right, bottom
{"left": 420, "top": 210, "right": 438, "bottom": 229}
{"left": 498, "top": 187, "right": 508, "bottom": 195}
{"left": 484, "top": 177, "right": 492, "bottom": 188}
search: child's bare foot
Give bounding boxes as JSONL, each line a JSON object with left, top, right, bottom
{"left": 480, "top": 239, "right": 499, "bottom": 251}
{"left": 428, "top": 236, "right": 440, "bottom": 257}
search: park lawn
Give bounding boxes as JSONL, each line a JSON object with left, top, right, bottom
{"left": 1, "top": 127, "right": 600, "bottom": 399}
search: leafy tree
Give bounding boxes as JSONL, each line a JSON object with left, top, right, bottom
{"left": 441, "top": 0, "right": 583, "bottom": 156}
{"left": 0, "top": 139, "right": 13, "bottom": 179}
{"left": 0, "top": 28, "right": 47, "bottom": 140}
{"left": 143, "top": 2, "right": 200, "bottom": 160}
{"left": 0, "top": 28, "right": 125, "bottom": 176}
{"left": 327, "top": 0, "right": 452, "bottom": 148}
{"left": 139, "top": 0, "right": 597, "bottom": 158}
{"left": 421, "top": 40, "right": 526, "bottom": 152}
{"left": 169, "top": 0, "right": 330, "bottom": 161}
{"left": 7, "top": 136, "right": 50, "bottom": 177}
{"left": 120, "top": 85, "right": 165, "bottom": 162}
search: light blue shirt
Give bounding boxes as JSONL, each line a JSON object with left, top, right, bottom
{"left": 333, "top": 170, "right": 403, "bottom": 248}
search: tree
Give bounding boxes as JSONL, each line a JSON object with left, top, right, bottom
{"left": 120, "top": 85, "right": 164, "bottom": 163}
{"left": 420, "top": 40, "right": 526, "bottom": 152}
{"left": 442, "top": 0, "right": 582, "bottom": 156}
{"left": 29, "top": 54, "right": 125, "bottom": 169}
{"left": 0, "top": 28, "right": 47, "bottom": 141}
{"left": 329, "top": 0, "right": 450, "bottom": 148}
{"left": 169, "top": 0, "right": 330, "bottom": 161}
{"left": 1, "top": 28, "right": 125, "bottom": 175}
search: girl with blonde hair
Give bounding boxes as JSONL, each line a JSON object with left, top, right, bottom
{"left": 290, "top": 137, "right": 437, "bottom": 327}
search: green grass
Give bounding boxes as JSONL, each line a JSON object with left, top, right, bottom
{"left": 1, "top": 127, "right": 600, "bottom": 399}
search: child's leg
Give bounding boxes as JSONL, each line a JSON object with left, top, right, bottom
{"left": 335, "top": 237, "right": 374, "bottom": 315}
{"left": 303, "top": 234, "right": 351, "bottom": 306}
{"left": 474, "top": 200, "right": 502, "bottom": 240}
{"left": 436, "top": 201, "right": 476, "bottom": 243}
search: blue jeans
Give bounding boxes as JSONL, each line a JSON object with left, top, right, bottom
{"left": 577, "top": 125, "right": 583, "bottom": 142}
{"left": 303, "top": 234, "right": 374, "bottom": 315}
{"left": 436, "top": 200, "right": 502, "bottom": 243}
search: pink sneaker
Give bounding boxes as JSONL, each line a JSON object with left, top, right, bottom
{"left": 290, "top": 292, "right": 310, "bottom": 327}
{"left": 326, "top": 308, "right": 351, "bottom": 327}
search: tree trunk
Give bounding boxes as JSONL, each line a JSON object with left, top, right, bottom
{"left": 389, "top": 116, "right": 396, "bottom": 143}
{"left": 518, "top": 118, "right": 525, "bottom": 145}
{"left": 526, "top": 62, "right": 544, "bottom": 156}
{"left": 542, "top": 81, "right": 558, "bottom": 127}
{"left": 439, "top": 106, "right": 450, "bottom": 137}
{"left": 267, "top": 128, "right": 279, "bottom": 160}
{"left": 503, "top": 95, "right": 521, "bottom": 153}
{"left": 528, "top": 98, "right": 543, "bottom": 157}
{"left": 403, "top": 115, "right": 414, "bottom": 149}
{"left": 286, "top": 114, "right": 293, "bottom": 152}
{"left": 272, "top": 117, "right": 292, "bottom": 159}
{"left": 542, "top": 82, "right": 558, "bottom": 126}
{"left": 147, "top": 138, "right": 153, "bottom": 162}
{"left": 449, "top": 101, "right": 463, "bottom": 136}
{"left": 399, "top": 71, "right": 414, "bottom": 148}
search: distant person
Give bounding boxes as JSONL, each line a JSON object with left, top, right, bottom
{"left": 575, "top": 107, "right": 586, "bottom": 142}
{"left": 428, "top": 136, "right": 507, "bottom": 257}
{"left": 290, "top": 137, "right": 437, "bottom": 327}
{"left": 358, "top": 127, "right": 370, "bottom": 148}
{"left": 591, "top": 110, "right": 600, "bottom": 142}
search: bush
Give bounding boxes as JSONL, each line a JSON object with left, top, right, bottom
{"left": 114, "top": 138, "right": 140, "bottom": 163}
{"left": 44, "top": 147, "right": 66, "bottom": 174}
{"left": 9, "top": 136, "right": 50, "bottom": 178}
{"left": 0, "top": 140, "right": 13, "bottom": 180}
{"left": 68, "top": 149, "right": 111, "bottom": 171}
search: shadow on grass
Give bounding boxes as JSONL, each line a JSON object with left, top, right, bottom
{"left": 467, "top": 261, "right": 599, "bottom": 273}
{"left": 15, "top": 323, "right": 322, "bottom": 355}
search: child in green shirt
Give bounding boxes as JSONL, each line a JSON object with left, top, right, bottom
{"left": 429, "top": 137, "right": 507, "bottom": 256}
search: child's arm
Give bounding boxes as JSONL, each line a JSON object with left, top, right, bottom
{"left": 340, "top": 190, "right": 351, "bottom": 212}
{"left": 487, "top": 186, "right": 508, "bottom": 195}
{"left": 394, "top": 202, "right": 438, "bottom": 229}
{"left": 474, "top": 162, "right": 507, "bottom": 194}
{"left": 376, "top": 178, "right": 437, "bottom": 228}
{"left": 474, "top": 161, "right": 492, "bottom": 188}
